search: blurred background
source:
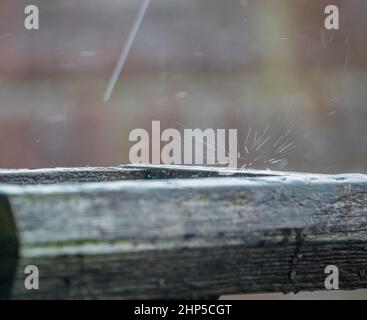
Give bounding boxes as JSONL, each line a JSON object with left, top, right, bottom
{"left": 0, "top": 0, "right": 366, "bottom": 172}
{"left": 1, "top": 0, "right": 367, "bottom": 299}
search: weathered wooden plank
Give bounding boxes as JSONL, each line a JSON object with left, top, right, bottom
{"left": 0, "top": 165, "right": 276, "bottom": 185}
{"left": 0, "top": 165, "right": 367, "bottom": 299}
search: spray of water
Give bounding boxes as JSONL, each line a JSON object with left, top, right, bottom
{"left": 241, "top": 120, "right": 296, "bottom": 169}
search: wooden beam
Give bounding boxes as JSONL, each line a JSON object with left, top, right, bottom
{"left": 0, "top": 165, "right": 367, "bottom": 299}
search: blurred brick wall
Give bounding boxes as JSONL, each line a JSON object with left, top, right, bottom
{"left": 0, "top": 0, "right": 366, "bottom": 171}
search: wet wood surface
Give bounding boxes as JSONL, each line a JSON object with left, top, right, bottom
{"left": 1, "top": 165, "right": 367, "bottom": 299}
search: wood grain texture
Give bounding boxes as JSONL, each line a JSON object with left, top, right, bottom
{"left": 0, "top": 165, "right": 367, "bottom": 299}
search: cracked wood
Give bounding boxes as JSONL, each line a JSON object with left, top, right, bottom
{"left": 0, "top": 165, "right": 366, "bottom": 299}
